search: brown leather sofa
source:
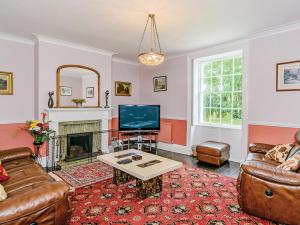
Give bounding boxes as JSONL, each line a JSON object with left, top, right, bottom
{"left": 237, "top": 137, "right": 300, "bottom": 225}
{"left": 0, "top": 147, "right": 70, "bottom": 225}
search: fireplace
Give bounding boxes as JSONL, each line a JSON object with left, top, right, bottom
{"left": 66, "top": 132, "right": 93, "bottom": 161}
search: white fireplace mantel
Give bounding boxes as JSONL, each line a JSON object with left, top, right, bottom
{"left": 45, "top": 107, "right": 112, "bottom": 154}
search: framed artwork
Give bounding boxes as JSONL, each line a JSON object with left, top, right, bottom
{"left": 153, "top": 76, "right": 167, "bottom": 92}
{"left": 86, "top": 87, "right": 94, "bottom": 98}
{"left": 115, "top": 81, "right": 132, "bottom": 96}
{"left": 0, "top": 71, "right": 13, "bottom": 95}
{"left": 60, "top": 86, "right": 72, "bottom": 96}
{"left": 276, "top": 60, "right": 300, "bottom": 91}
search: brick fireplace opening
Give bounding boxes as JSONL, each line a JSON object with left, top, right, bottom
{"left": 66, "top": 132, "right": 93, "bottom": 161}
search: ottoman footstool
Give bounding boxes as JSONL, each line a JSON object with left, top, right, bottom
{"left": 196, "top": 141, "right": 230, "bottom": 166}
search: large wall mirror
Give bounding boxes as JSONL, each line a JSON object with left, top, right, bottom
{"left": 56, "top": 65, "right": 100, "bottom": 108}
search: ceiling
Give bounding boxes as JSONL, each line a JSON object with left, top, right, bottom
{"left": 1, "top": 0, "right": 300, "bottom": 61}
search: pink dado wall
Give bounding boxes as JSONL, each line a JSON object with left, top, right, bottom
{"left": 0, "top": 123, "right": 32, "bottom": 150}
{"left": 248, "top": 124, "right": 299, "bottom": 145}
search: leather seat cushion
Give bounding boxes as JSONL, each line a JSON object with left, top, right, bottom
{"left": 246, "top": 153, "right": 280, "bottom": 166}
{"left": 6, "top": 180, "right": 54, "bottom": 197}
{"left": 2, "top": 163, "right": 53, "bottom": 192}
{"left": 196, "top": 141, "right": 230, "bottom": 157}
{"left": 2, "top": 158, "right": 35, "bottom": 171}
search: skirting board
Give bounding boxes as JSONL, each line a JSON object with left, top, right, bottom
{"left": 157, "top": 142, "right": 192, "bottom": 155}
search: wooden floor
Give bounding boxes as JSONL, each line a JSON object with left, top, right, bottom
{"left": 157, "top": 149, "right": 241, "bottom": 179}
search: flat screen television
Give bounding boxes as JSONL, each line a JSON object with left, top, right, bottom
{"left": 118, "top": 105, "right": 160, "bottom": 131}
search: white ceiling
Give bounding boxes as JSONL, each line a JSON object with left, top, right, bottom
{"left": 1, "top": 0, "right": 300, "bottom": 61}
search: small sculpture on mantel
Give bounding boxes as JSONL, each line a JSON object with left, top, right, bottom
{"left": 104, "top": 90, "right": 110, "bottom": 108}
{"left": 48, "top": 91, "right": 54, "bottom": 108}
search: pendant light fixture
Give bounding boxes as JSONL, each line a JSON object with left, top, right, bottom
{"left": 138, "top": 14, "right": 164, "bottom": 66}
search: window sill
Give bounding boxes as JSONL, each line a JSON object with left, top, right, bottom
{"left": 194, "top": 122, "right": 242, "bottom": 130}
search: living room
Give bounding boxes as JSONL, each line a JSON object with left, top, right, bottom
{"left": 0, "top": 1, "right": 300, "bottom": 224}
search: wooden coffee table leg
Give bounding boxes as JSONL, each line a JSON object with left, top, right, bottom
{"left": 113, "top": 168, "right": 134, "bottom": 185}
{"left": 136, "top": 175, "right": 163, "bottom": 199}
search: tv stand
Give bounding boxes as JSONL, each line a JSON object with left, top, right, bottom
{"left": 118, "top": 131, "right": 159, "bottom": 154}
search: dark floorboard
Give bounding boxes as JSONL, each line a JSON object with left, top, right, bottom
{"left": 156, "top": 149, "right": 241, "bottom": 179}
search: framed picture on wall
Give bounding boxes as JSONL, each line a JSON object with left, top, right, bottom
{"left": 115, "top": 81, "right": 132, "bottom": 96}
{"left": 86, "top": 87, "right": 94, "bottom": 98}
{"left": 0, "top": 71, "right": 13, "bottom": 95}
{"left": 276, "top": 60, "right": 300, "bottom": 91}
{"left": 60, "top": 86, "right": 72, "bottom": 96}
{"left": 153, "top": 76, "right": 167, "bottom": 92}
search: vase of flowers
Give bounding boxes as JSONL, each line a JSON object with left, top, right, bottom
{"left": 25, "top": 112, "right": 54, "bottom": 158}
{"left": 71, "top": 98, "right": 86, "bottom": 107}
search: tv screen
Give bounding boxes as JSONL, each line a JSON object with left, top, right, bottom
{"left": 118, "top": 105, "right": 160, "bottom": 131}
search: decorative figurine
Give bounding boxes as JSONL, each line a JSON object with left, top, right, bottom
{"left": 48, "top": 91, "right": 54, "bottom": 108}
{"left": 104, "top": 90, "right": 110, "bottom": 108}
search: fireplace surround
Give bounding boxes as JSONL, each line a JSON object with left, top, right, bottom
{"left": 45, "top": 108, "right": 112, "bottom": 166}
{"left": 58, "top": 120, "right": 101, "bottom": 161}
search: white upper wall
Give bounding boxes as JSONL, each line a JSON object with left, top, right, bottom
{"left": 0, "top": 39, "right": 34, "bottom": 123}
{"left": 111, "top": 60, "right": 140, "bottom": 117}
{"left": 36, "top": 39, "right": 112, "bottom": 116}
{"left": 139, "top": 56, "right": 188, "bottom": 119}
{"left": 248, "top": 28, "right": 300, "bottom": 127}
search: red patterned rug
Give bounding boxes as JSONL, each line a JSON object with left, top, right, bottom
{"left": 53, "top": 161, "right": 113, "bottom": 189}
{"left": 69, "top": 165, "right": 273, "bottom": 225}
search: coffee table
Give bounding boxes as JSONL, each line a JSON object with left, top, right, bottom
{"left": 97, "top": 149, "right": 182, "bottom": 199}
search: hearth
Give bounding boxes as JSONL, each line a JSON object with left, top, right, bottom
{"left": 66, "top": 132, "right": 93, "bottom": 161}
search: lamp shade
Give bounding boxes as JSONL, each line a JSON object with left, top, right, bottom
{"left": 138, "top": 51, "right": 164, "bottom": 66}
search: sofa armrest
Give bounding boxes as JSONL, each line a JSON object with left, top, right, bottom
{"left": 241, "top": 161, "right": 300, "bottom": 186}
{"left": 0, "top": 181, "right": 69, "bottom": 222}
{"left": 248, "top": 143, "right": 275, "bottom": 154}
{"left": 0, "top": 147, "right": 33, "bottom": 163}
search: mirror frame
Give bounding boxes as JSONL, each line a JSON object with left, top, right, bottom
{"left": 56, "top": 64, "right": 100, "bottom": 108}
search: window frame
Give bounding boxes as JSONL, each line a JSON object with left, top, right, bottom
{"left": 193, "top": 50, "right": 243, "bottom": 129}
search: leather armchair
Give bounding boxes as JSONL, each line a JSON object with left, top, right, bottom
{"left": 237, "top": 133, "right": 300, "bottom": 225}
{"left": 0, "top": 147, "right": 70, "bottom": 225}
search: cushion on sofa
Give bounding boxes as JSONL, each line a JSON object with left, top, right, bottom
{"left": 265, "top": 144, "right": 294, "bottom": 163}
{"left": 0, "top": 184, "right": 7, "bottom": 201}
{"left": 0, "top": 161, "right": 9, "bottom": 182}
{"left": 278, "top": 153, "right": 300, "bottom": 172}
{"left": 287, "top": 145, "right": 300, "bottom": 159}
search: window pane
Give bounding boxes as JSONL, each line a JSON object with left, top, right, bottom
{"left": 232, "top": 109, "right": 242, "bottom": 125}
{"left": 234, "top": 58, "right": 243, "bottom": 74}
{"left": 201, "top": 77, "right": 211, "bottom": 92}
{"left": 203, "top": 108, "right": 210, "bottom": 122}
{"left": 233, "top": 92, "right": 242, "bottom": 108}
{"left": 212, "top": 61, "right": 221, "bottom": 76}
{"left": 221, "top": 92, "right": 232, "bottom": 108}
{"left": 234, "top": 75, "right": 242, "bottom": 91}
{"left": 223, "top": 59, "right": 233, "bottom": 75}
{"left": 203, "top": 63, "right": 211, "bottom": 77}
{"left": 221, "top": 109, "right": 231, "bottom": 125}
{"left": 222, "top": 76, "right": 232, "bottom": 92}
{"left": 203, "top": 93, "right": 210, "bottom": 107}
{"left": 197, "top": 54, "right": 243, "bottom": 128}
{"left": 211, "top": 93, "right": 220, "bottom": 107}
{"left": 210, "top": 108, "right": 220, "bottom": 123}
{"left": 211, "top": 77, "right": 221, "bottom": 92}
